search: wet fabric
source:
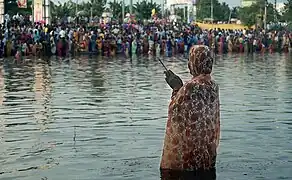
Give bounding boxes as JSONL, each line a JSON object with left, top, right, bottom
{"left": 57, "top": 38, "right": 67, "bottom": 57}
{"left": 160, "top": 166, "right": 216, "bottom": 180}
{"left": 160, "top": 45, "right": 220, "bottom": 171}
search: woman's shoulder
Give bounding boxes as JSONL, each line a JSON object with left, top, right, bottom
{"left": 182, "top": 78, "right": 219, "bottom": 93}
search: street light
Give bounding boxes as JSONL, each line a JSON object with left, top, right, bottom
{"left": 130, "top": 0, "right": 133, "bottom": 14}
{"left": 264, "top": 0, "right": 267, "bottom": 29}
{"left": 76, "top": 0, "right": 78, "bottom": 15}
{"left": 274, "top": 0, "right": 277, "bottom": 22}
{"left": 122, "top": 0, "right": 125, "bottom": 21}
{"left": 211, "top": 0, "right": 213, "bottom": 24}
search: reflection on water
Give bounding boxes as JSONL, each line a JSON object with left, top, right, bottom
{"left": 33, "top": 62, "right": 52, "bottom": 131}
{"left": 0, "top": 54, "right": 292, "bottom": 180}
{"left": 0, "top": 66, "right": 4, "bottom": 105}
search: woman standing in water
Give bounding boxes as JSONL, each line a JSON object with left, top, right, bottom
{"left": 160, "top": 45, "right": 220, "bottom": 179}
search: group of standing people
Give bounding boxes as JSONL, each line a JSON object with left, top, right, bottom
{"left": 0, "top": 21, "right": 292, "bottom": 60}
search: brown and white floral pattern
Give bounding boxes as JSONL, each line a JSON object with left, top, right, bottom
{"left": 160, "top": 45, "right": 220, "bottom": 171}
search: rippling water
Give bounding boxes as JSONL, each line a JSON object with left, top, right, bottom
{"left": 0, "top": 54, "right": 292, "bottom": 180}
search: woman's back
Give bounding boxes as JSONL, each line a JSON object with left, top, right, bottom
{"left": 161, "top": 45, "right": 220, "bottom": 171}
{"left": 161, "top": 78, "right": 220, "bottom": 170}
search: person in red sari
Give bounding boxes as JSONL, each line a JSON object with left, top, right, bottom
{"left": 160, "top": 45, "right": 220, "bottom": 179}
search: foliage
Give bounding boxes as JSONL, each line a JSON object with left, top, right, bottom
{"left": 230, "top": 7, "right": 239, "bottom": 19}
{"left": 134, "top": 0, "right": 161, "bottom": 20}
{"left": 238, "top": 1, "right": 279, "bottom": 27}
{"left": 108, "top": 0, "right": 129, "bottom": 20}
{"left": 7, "top": 0, "right": 292, "bottom": 26}
{"left": 89, "top": 0, "right": 107, "bottom": 17}
{"left": 196, "top": 0, "right": 230, "bottom": 21}
{"left": 6, "top": 0, "right": 107, "bottom": 20}
{"left": 219, "top": 2, "right": 231, "bottom": 21}
{"left": 174, "top": 7, "right": 184, "bottom": 22}
{"left": 70, "top": 0, "right": 106, "bottom": 17}
{"left": 282, "top": 0, "right": 292, "bottom": 22}
{"left": 238, "top": 5, "right": 258, "bottom": 27}
{"left": 266, "top": 3, "right": 280, "bottom": 23}
{"left": 51, "top": 0, "right": 76, "bottom": 18}
{"left": 49, "top": 0, "right": 107, "bottom": 23}
{"left": 287, "top": 22, "right": 292, "bottom": 31}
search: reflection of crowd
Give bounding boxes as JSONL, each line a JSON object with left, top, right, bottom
{"left": 1, "top": 18, "right": 292, "bottom": 59}
{"left": 0, "top": 67, "right": 4, "bottom": 105}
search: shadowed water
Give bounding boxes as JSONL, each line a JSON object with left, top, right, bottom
{"left": 0, "top": 54, "right": 292, "bottom": 180}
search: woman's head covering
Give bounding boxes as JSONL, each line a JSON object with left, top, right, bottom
{"left": 188, "top": 45, "right": 213, "bottom": 77}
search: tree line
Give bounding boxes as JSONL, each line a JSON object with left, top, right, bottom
{"left": 4, "top": 0, "right": 292, "bottom": 26}
{"left": 4, "top": 0, "right": 161, "bottom": 22}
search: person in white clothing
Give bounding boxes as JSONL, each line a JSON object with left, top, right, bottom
{"left": 59, "top": 29, "right": 65, "bottom": 38}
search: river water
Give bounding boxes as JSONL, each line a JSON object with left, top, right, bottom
{"left": 0, "top": 54, "right": 291, "bottom": 180}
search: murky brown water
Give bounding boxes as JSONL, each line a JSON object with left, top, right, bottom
{"left": 0, "top": 54, "right": 292, "bottom": 180}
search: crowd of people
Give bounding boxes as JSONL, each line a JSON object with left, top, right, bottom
{"left": 0, "top": 19, "right": 292, "bottom": 59}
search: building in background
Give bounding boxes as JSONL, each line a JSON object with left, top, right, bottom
{"left": 166, "top": 0, "right": 197, "bottom": 23}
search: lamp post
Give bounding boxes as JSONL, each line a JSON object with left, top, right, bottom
{"left": 75, "top": 0, "right": 78, "bottom": 15}
{"left": 162, "top": 0, "right": 165, "bottom": 18}
{"left": 32, "top": 0, "right": 34, "bottom": 23}
{"left": 122, "top": 0, "right": 125, "bottom": 21}
{"left": 90, "top": 6, "right": 93, "bottom": 22}
{"left": 274, "top": 0, "right": 277, "bottom": 22}
{"left": 130, "top": 0, "right": 133, "bottom": 14}
{"left": 44, "top": 0, "right": 50, "bottom": 24}
{"left": 183, "top": 5, "right": 186, "bottom": 22}
{"left": 211, "top": 0, "right": 213, "bottom": 24}
{"left": 264, "top": 0, "right": 267, "bottom": 29}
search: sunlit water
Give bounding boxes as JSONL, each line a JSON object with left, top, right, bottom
{"left": 0, "top": 54, "right": 292, "bottom": 180}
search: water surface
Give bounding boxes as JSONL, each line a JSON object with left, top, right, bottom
{"left": 0, "top": 54, "right": 292, "bottom": 180}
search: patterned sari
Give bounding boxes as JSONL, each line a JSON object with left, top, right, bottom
{"left": 161, "top": 45, "right": 220, "bottom": 172}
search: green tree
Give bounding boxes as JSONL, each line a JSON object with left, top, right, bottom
{"left": 174, "top": 7, "right": 184, "bottom": 21}
{"left": 90, "top": 0, "right": 107, "bottom": 17}
{"left": 109, "top": 0, "right": 122, "bottom": 19}
{"left": 51, "top": 0, "right": 75, "bottom": 19}
{"left": 238, "top": 1, "right": 279, "bottom": 27}
{"left": 218, "top": 2, "right": 230, "bottom": 21}
{"left": 134, "top": 0, "right": 161, "bottom": 20}
{"left": 77, "top": 0, "right": 106, "bottom": 17}
{"left": 230, "top": 7, "right": 239, "bottom": 19}
{"left": 196, "top": 0, "right": 230, "bottom": 21}
{"left": 108, "top": 0, "right": 129, "bottom": 20}
{"left": 266, "top": 3, "right": 280, "bottom": 23}
{"left": 282, "top": 0, "right": 292, "bottom": 22}
{"left": 238, "top": 4, "right": 258, "bottom": 27}
{"left": 196, "top": 0, "right": 214, "bottom": 21}
{"left": 79, "top": 1, "right": 92, "bottom": 17}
